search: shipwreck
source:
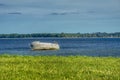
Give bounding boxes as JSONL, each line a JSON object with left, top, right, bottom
{"left": 30, "top": 41, "right": 60, "bottom": 50}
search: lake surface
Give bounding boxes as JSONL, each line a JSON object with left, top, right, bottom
{"left": 0, "top": 38, "right": 120, "bottom": 57}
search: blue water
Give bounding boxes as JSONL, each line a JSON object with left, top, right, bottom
{"left": 0, "top": 38, "right": 120, "bottom": 57}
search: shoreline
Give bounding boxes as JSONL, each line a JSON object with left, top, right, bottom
{"left": 0, "top": 54, "right": 120, "bottom": 57}
{"left": 0, "top": 37, "right": 120, "bottom": 39}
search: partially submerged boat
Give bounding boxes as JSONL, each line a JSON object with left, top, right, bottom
{"left": 30, "top": 41, "right": 60, "bottom": 50}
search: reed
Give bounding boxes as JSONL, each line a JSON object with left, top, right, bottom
{"left": 0, "top": 54, "right": 120, "bottom": 80}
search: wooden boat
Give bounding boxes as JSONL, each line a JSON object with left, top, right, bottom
{"left": 30, "top": 41, "right": 60, "bottom": 50}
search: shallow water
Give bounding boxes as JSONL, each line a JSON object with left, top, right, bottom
{"left": 0, "top": 38, "right": 120, "bottom": 57}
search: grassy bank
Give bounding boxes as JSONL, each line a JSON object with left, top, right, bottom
{"left": 0, "top": 55, "right": 120, "bottom": 80}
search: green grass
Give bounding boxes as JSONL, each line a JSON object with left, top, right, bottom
{"left": 0, "top": 54, "right": 120, "bottom": 80}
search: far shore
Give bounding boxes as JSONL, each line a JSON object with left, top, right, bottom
{"left": 0, "top": 37, "right": 120, "bottom": 39}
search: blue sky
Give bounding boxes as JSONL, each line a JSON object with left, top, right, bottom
{"left": 0, "top": 0, "right": 120, "bottom": 33}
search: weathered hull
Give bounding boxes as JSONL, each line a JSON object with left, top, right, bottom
{"left": 30, "top": 41, "right": 60, "bottom": 50}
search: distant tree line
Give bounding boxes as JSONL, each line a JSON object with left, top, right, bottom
{"left": 0, "top": 32, "right": 120, "bottom": 38}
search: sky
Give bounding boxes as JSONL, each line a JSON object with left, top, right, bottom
{"left": 0, "top": 0, "right": 120, "bottom": 34}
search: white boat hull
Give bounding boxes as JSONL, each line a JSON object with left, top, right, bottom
{"left": 30, "top": 41, "right": 60, "bottom": 50}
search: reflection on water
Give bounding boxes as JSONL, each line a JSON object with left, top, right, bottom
{"left": 0, "top": 38, "right": 120, "bottom": 57}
